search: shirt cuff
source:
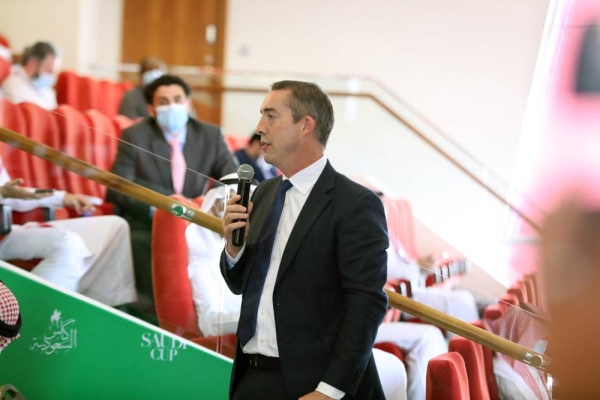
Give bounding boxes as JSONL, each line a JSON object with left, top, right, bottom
{"left": 316, "top": 382, "right": 345, "bottom": 399}
{"left": 225, "top": 243, "right": 245, "bottom": 269}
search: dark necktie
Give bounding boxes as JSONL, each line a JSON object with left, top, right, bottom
{"left": 237, "top": 179, "right": 293, "bottom": 347}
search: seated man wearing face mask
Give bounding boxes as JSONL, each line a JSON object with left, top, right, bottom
{"left": 108, "top": 74, "right": 237, "bottom": 306}
{"left": 118, "top": 56, "right": 198, "bottom": 121}
{"left": 1, "top": 41, "right": 58, "bottom": 110}
{"left": 186, "top": 175, "right": 409, "bottom": 400}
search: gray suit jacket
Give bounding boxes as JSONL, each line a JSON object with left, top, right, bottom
{"left": 221, "top": 162, "right": 388, "bottom": 399}
{"left": 107, "top": 117, "right": 237, "bottom": 227}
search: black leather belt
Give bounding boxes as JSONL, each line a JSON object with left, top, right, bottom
{"left": 247, "top": 354, "right": 280, "bottom": 370}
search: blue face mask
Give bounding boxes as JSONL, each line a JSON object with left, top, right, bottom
{"left": 155, "top": 103, "right": 189, "bottom": 133}
{"left": 32, "top": 72, "right": 56, "bottom": 90}
{"left": 142, "top": 69, "right": 163, "bottom": 86}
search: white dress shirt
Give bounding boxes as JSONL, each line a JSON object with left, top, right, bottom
{"left": 227, "top": 155, "right": 345, "bottom": 399}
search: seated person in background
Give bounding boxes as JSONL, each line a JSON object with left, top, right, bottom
{"left": 1, "top": 41, "right": 58, "bottom": 110}
{"left": 118, "top": 56, "right": 166, "bottom": 120}
{"left": 109, "top": 74, "right": 237, "bottom": 306}
{"left": 387, "top": 237, "right": 479, "bottom": 325}
{"left": 186, "top": 176, "right": 445, "bottom": 400}
{"left": 484, "top": 303, "right": 550, "bottom": 400}
{"left": 0, "top": 161, "right": 136, "bottom": 307}
{"left": 0, "top": 280, "right": 21, "bottom": 353}
{"left": 233, "top": 133, "right": 278, "bottom": 182}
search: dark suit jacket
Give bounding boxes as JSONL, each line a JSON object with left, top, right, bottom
{"left": 234, "top": 149, "right": 277, "bottom": 182}
{"left": 220, "top": 162, "right": 388, "bottom": 399}
{"left": 107, "top": 117, "right": 237, "bottom": 228}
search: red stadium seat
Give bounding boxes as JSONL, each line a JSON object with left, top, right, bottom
{"left": 0, "top": 98, "right": 32, "bottom": 182}
{"left": 112, "top": 114, "right": 135, "bottom": 136}
{"left": 53, "top": 104, "right": 98, "bottom": 196}
{"left": 85, "top": 109, "right": 119, "bottom": 198}
{"left": 382, "top": 198, "right": 421, "bottom": 260}
{"left": 152, "top": 206, "right": 236, "bottom": 358}
{"left": 56, "top": 71, "right": 82, "bottom": 110}
{"left": 0, "top": 57, "right": 10, "bottom": 85}
{"left": 426, "top": 352, "right": 470, "bottom": 400}
{"left": 374, "top": 341, "right": 406, "bottom": 365}
{"left": 483, "top": 304, "right": 503, "bottom": 321}
{"left": 17, "top": 102, "right": 66, "bottom": 190}
{"left": 449, "top": 336, "right": 491, "bottom": 400}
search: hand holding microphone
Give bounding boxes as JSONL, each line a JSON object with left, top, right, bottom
{"left": 224, "top": 164, "right": 255, "bottom": 252}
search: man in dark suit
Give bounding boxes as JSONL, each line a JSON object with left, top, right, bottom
{"left": 109, "top": 74, "right": 237, "bottom": 306}
{"left": 234, "top": 133, "right": 278, "bottom": 182}
{"left": 221, "top": 81, "right": 388, "bottom": 399}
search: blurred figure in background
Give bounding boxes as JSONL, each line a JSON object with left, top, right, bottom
{"left": 118, "top": 56, "right": 167, "bottom": 120}
{"left": 234, "top": 133, "right": 278, "bottom": 182}
{"left": 542, "top": 200, "right": 600, "bottom": 398}
{"left": 109, "top": 74, "right": 236, "bottom": 308}
{"left": 0, "top": 280, "right": 21, "bottom": 354}
{"left": 1, "top": 41, "right": 58, "bottom": 109}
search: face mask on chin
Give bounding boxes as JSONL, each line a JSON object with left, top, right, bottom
{"left": 32, "top": 72, "right": 56, "bottom": 90}
{"left": 142, "top": 69, "right": 164, "bottom": 86}
{"left": 155, "top": 103, "right": 189, "bottom": 133}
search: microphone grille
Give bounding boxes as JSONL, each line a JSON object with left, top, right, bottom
{"left": 237, "top": 164, "right": 255, "bottom": 180}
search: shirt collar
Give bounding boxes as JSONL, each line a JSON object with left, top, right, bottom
{"left": 161, "top": 124, "right": 187, "bottom": 146}
{"left": 284, "top": 155, "right": 327, "bottom": 195}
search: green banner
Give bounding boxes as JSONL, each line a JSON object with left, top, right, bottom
{"left": 0, "top": 262, "right": 232, "bottom": 399}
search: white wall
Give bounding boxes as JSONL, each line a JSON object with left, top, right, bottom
{"left": 0, "top": 0, "right": 82, "bottom": 70}
{"left": 0, "top": 0, "right": 123, "bottom": 79}
{"left": 224, "top": 0, "right": 550, "bottom": 182}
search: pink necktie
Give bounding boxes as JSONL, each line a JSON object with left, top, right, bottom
{"left": 169, "top": 137, "right": 186, "bottom": 194}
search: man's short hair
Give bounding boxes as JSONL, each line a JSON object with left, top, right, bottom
{"left": 249, "top": 133, "right": 262, "bottom": 144}
{"left": 270, "top": 80, "right": 334, "bottom": 147}
{"left": 139, "top": 56, "right": 166, "bottom": 74}
{"left": 143, "top": 74, "right": 191, "bottom": 104}
{"left": 20, "top": 42, "right": 56, "bottom": 66}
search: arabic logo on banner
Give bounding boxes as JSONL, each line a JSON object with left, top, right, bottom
{"left": 141, "top": 332, "right": 187, "bottom": 361}
{"left": 29, "top": 309, "right": 77, "bottom": 355}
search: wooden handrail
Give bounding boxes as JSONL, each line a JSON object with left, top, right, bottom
{"left": 386, "top": 289, "right": 551, "bottom": 371}
{"left": 191, "top": 84, "right": 542, "bottom": 232}
{"left": 0, "top": 126, "right": 225, "bottom": 235}
{"left": 0, "top": 126, "right": 550, "bottom": 370}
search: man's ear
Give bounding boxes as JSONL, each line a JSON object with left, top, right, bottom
{"left": 147, "top": 104, "right": 156, "bottom": 118}
{"left": 301, "top": 115, "right": 316, "bottom": 135}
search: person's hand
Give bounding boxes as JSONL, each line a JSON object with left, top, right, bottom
{"left": 223, "top": 194, "right": 252, "bottom": 258}
{"left": 63, "top": 193, "right": 96, "bottom": 215}
{"left": 417, "top": 254, "right": 436, "bottom": 271}
{"left": 298, "top": 392, "right": 333, "bottom": 399}
{"left": 0, "top": 179, "right": 53, "bottom": 200}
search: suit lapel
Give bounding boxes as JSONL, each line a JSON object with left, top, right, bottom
{"left": 149, "top": 126, "right": 173, "bottom": 192}
{"left": 275, "top": 163, "right": 335, "bottom": 285}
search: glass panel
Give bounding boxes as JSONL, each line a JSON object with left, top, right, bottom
{"left": 0, "top": 71, "right": 551, "bottom": 398}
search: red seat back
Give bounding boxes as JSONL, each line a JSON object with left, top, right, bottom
{"left": 0, "top": 99, "right": 32, "bottom": 183}
{"left": 53, "top": 104, "right": 98, "bottom": 196}
{"left": 373, "top": 341, "right": 406, "bottom": 365}
{"left": 471, "top": 321, "right": 501, "bottom": 400}
{"left": 449, "top": 336, "right": 491, "bottom": 400}
{"left": 112, "top": 114, "right": 135, "bottom": 137}
{"left": 17, "top": 102, "right": 66, "bottom": 190}
{"left": 0, "top": 57, "right": 10, "bottom": 85}
{"left": 56, "top": 71, "right": 82, "bottom": 110}
{"left": 382, "top": 197, "right": 421, "bottom": 260}
{"left": 152, "top": 207, "right": 238, "bottom": 358}
{"left": 151, "top": 208, "right": 200, "bottom": 338}
{"left": 426, "top": 352, "right": 470, "bottom": 400}
{"left": 85, "top": 109, "right": 118, "bottom": 197}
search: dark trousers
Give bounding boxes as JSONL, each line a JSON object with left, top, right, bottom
{"left": 231, "top": 363, "right": 289, "bottom": 400}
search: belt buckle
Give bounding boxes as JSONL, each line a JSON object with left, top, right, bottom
{"left": 251, "top": 355, "right": 258, "bottom": 368}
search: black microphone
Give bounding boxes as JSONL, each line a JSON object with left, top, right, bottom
{"left": 232, "top": 164, "right": 255, "bottom": 247}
